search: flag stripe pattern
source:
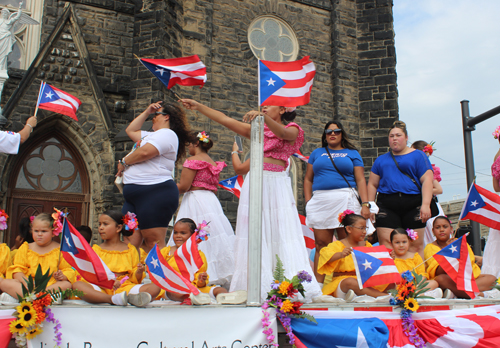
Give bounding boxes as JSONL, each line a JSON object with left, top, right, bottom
{"left": 173, "top": 233, "right": 205, "bottom": 282}
{"left": 259, "top": 56, "right": 315, "bottom": 107}
{"left": 37, "top": 82, "right": 81, "bottom": 121}
{"left": 460, "top": 183, "right": 500, "bottom": 230}
{"left": 218, "top": 175, "right": 244, "bottom": 198}
{"left": 140, "top": 55, "right": 207, "bottom": 89}
{"left": 293, "top": 150, "right": 309, "bottom": 163}
{"left": 145, "top": 245, "right": 200, "bottom": 295}
{"left": 352, "top": 246, "right": 401, "bottom": 289}
{"left": 61, "top": 218, "right": 115, "bottom": 289}
{"left": 298, "top": 214, "right": 315, "bottom": 253}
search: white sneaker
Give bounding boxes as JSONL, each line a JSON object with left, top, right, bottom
{"left": 482, "top": 288, "right": 500, "bottom": 299}
{"left": 128, "top": 293, "right": 152, "bottom": 307}
{"left": 0, "top": 293, "right": 19, "bottom": 304}
{"left": 374, "top": 295, "right": 392, "bottom": 303}
{"left": 444, "top": 289, "right": 457, "bottom": 299}
{"left": 424, "top": 288, "right": 443, "bottom": 299}
{"left": 312, "top": 295, "right": 345, "bottom": 303}
{"left": 216, "top": 290, "right": 247, "bottom": 304}
{"left": 345, "top": 289, "right": 357, "bottom": 302}
{"left": 111, "top": 292, "right": 128, "bottom": 306}
{"left": 189, "top": 292, "right": 211, "bottom": 305}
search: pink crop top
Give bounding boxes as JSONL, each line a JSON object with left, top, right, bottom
{"left": 263, "top": 122, "right": 304, "bottom": 169}
{"left": 183, "top": 159, "right": 227, "bottom": 191}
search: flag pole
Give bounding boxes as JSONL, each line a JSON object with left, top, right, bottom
{"left": 412, "top": 233, "right": 469, "bottom": 271}
{"left": 57, "top": 216, "right": 67, "bottom": 270}
{"left": 33, "top": 81, "right": 44, "bottom": 118}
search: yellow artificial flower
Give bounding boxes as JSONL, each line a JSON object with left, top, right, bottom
{"left": 281, "top": 300, "right": 293, "bottom": 313}
{"left": 25, "top": 325, "right": 43, "bottom": 340}
{"left": 278, "top": 281, "right": 291, "bottom": 295}
{"left": 18, "top": 309, "right": 37, "bottom": 328}
{"left": 9, "top": 319, "right": 28, "bottom": 335}
{"left": 16, "top": 301, "right": 33, "bottom": 314}
{"left": 404, "top": 298, "right": 419, "bottom": 312}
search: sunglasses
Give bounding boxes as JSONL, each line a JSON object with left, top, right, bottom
{"left": 325, "top": 129, "right": 342, "bottom": 135}
{"left": 154, "top": 111, "right": 168, "bottom": 116}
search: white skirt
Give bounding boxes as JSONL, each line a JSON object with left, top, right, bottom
{"left": 305, "top": 188, "right": 361, "bottom": 229}
{"left": 229, "top": 171, "right": 323, "bottom": 302}
{"left": 482, "top": 228, "right": 500, "bottom": 277}
{"left": 167, "top": 190, "right": 235, "bottom": 288}
{"left": 423, "top": 202, "right": 445, "bottom": 245}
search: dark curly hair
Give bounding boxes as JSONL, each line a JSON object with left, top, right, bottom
{"left": 176, "top": 218, "right": 196, "bottom": 235}
{"left": 281, "top": 109, "right": 297, "bottom": 123}
{"left": 102, "top": 210, "right": 131, "bottom": 237}
{"left": 19, "top": 217, "right": 34, "bottom": 243}
{"left": 159, "top": 102, "right": 191, "bottom": 164}
{"left": 321, "top": 120, "right": 357, "bottom": 150}
{"left": 190, "top": 131, "right": 214, "bottom": 152}
{"left": 341, "top": 212, "right": 366, "bottom": 227}
{"left": 390, "top": 227, "right": 410, "bottom": 242}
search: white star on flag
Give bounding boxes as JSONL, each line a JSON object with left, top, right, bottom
{"left": 45, "top": 91, "right": 54, "bottom": 99}
{"left": 65, "top": 236, "right": 72, "bottom": 248}
{"left": 362, "top": 259, "right": 372, "bottom": 270}
{"left": 266, "top": 77, "right": 276, "bottom": 86}
{"left": 151, "top": 257, "right": 159, "bottom": 268}
{"left": 155, "top": 68, "right": 165, "bottom": 76}
{"left": 226, "top": 179, "right": 232, "bottom": 185}
{"left": 337, "top": 327, "right": 369, "bottom": 348}
{"left": 450, "top": 245, "right": 457, "bottom": 253}
{"left": 470, "top": 200, "right": 479, "bottom": 207}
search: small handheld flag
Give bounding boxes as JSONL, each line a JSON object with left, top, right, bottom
{"left": 218, "top": 175, "right": 244, "bottom": 198}
{"left": 460, "top": 183, "right": 500, "bottom": 230}
{"left": 352, "top": 246, "right": 401, "bottom": 289}
{"left": 258, "top": 56, "right": 315, "bottom": 107}
{"left": 37, "top": 82, "right": 81, "bottom": 121}
{"left": 139, "top": 55, "right": 207, "bottom": 89}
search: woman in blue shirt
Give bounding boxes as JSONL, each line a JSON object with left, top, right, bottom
{"left": 304, "top": 120, "right": 370, "bottom": 283}
{"left": 367, "top": 121, "right": 437, "bottom": 257}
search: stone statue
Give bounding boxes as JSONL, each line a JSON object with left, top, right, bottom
{"left": 0, "top": 2, "right": 39, "bottom": 71}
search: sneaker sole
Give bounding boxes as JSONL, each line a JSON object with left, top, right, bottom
{"left": 217, "top": 291, "right": 247, "bottom": 304}
{"left": 189, "top": 293, "right": 211, "bottom": 305}
{"left": 128, "top": 293, "right": 152, "bottom": 307}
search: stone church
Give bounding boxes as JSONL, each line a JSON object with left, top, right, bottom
{"left": 0, "top": 0, "right": 398, "bottom": 245}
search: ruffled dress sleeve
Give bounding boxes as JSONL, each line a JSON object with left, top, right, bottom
{"left": 0, "top": 243, "right": 11, "bottom": 278}
{"left": 424, "top": 243, "right": 441, "bottom": 280}
{"left": 318, "top": 241, "right": 357, "bottom": 296}
{"left": 7, "top": 242, "right": 30, "bottom": 279}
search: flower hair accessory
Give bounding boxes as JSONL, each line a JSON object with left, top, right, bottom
{"left": 29, "top": 216, "right": 35, "bottom": 223}
{"left": 493, "top": 126, "right": 500, "bottom": 139}
{"left": 423, "top": 141, "right": 435, "bottom": 156}
{"left": 285, "top": 106, "right": 296, "bottom": 113}
{"left": 195, "top": 220, "right": 210, "bottom": 243}
{"left": 123, "top": 212, "right": 138, "bottom": 231}
{"left": 0, "top": 209, "right": 8, "bottom": 230}
{"left": 338, "top": 209, "right": 355, "bottom": 225}
{"left": 197, "top": 131, "right": 209, "bottom": 143}
{"left": 406, "top": 228, "right": 418, "bottom": 241}
{"left": 51, "top": 208, "right": 67, "bottom": 237}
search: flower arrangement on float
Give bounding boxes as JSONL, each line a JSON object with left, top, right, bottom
{"left": 388, "top": 270, "right": 430, "bottom": 348}
{"left": 261, "top": 256, "right": 317, "bottom": 348}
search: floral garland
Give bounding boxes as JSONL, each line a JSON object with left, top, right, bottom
{"left": 123, "top": 211, "right": 139, "bottom": 231}
{"left": 0, "top": 208, "right": 8, "bottom": 230}
{"left": 197, "top": 131, "right": 210, "bottom": 143}
{"left": 338, "top": 209, "right": 355, "bottom": 225}
{"left": 493, "top": 126, "right": 500, "bottom": 140}
{"left": 195, "top": 220, "right": 210, "bottom": 243}
{"left": 406, "top": 228, "right": 418, "bottom": 241}
{"left": 389, "top": 271, "right": 429, "bottom": 348}
{"left": 261, "top": 256, "right": 317, "bottom": 348}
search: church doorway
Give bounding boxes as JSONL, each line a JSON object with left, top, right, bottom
{"left": 5, "top": 133, "right": 90, "bottom": 247}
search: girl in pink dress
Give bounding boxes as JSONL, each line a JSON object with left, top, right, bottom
{"left": 179, "top": 99, "right": 322, "bottom": 302}
{"left": 167, "top": 131, "right": 235, "bottom": 288}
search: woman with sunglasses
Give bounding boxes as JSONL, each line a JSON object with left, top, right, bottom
{"left": 116, "top": 101, "right": 191, "bottom": 252}
{"left": 304, "top": 120, "right": 370, "bottom": 284}
{"left": 178, "top": 99, "right": 322, "bottom": 302}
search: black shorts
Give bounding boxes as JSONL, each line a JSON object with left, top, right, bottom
{"left": 122, "top": 180, "right": 179, "bottom": 230}
{"left": 375, "top": 193, "right": 439, "bottom": 230}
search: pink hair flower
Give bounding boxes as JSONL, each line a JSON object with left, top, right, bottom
{"left": 51, "top": 208, "right": 67, "bottom": 236}
{"left": 197, "top": 131, "right": 210, "bottom": 143}
{"left": 406, "top": 228, "right": 418, "bottom": 241}
{"left": 195, "top": 220, "right": 210, "bottom": 243}
{"left": 0, "top": 209, "right": 8, "bottom": 230}
{"left": 338, "top": 209, "right": 355, "bottom": 224}
{"left": 123, "top": 212, "right": 139, "bottom": 231}
{"left": 493, "top": 126, "right": 500, "bottom": 139}
{"left": 423, "top": 141, "right": 435, "bottom": 156}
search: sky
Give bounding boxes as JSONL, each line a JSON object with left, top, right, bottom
{"left": 393, "top": 0, "right": 500, "bottom": 203}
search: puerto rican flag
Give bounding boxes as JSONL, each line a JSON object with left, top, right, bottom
{"left": 433, "top": 234, "right": 479, "bottom": 298}
{"left": 173, "top": 232, "right": 205, "bottom": 282}
{"left": 293, "top": 150, "right": 309, "bottom": 163}
{"left": 145, "top": 244, "right": 200, "bottom": 295}
{"left": 218, "top": 175, "right": 244, "bottom": 198}
{"left": 291, "top": 305, "right": 500, "bottom": 348}
{"left": 60, "top": 218, "right": 115, "bottom": 289}
{"left": 352, "top": 246, "right": 401, "bottom": 289}
{"left": 299, "top": 214, "right": 315, "bottom": 255}
{"left": 140, "top": 55, "right": 207, "bottom": 89}
{"left": 37, "top": 82, "right": 81, "bottom": 121}
{"left": 258, "top": 56, "right": 315, "bottom": 107}
{"left": 460, "top": 183, "right": 500, "bottom": 230}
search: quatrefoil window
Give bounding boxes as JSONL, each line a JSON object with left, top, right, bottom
{"left": 248, "top": 16, "right": 298, "bottom": 62}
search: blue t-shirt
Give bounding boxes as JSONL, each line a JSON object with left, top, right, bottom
{"left": 308, "top": 148, "right": 364, "bottom": 191}
{"left": 371, "top": 150, "right": 433, "bottom": 195}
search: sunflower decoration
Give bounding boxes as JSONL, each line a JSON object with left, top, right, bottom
{"left": 404, "top": 298, "right": 420, "bottom": 312}
{"left": 17, "top": 308, "right": 37, "bottom": 328}
{"left": 9, "top": 319, "right": 28, "bottom": 335}
{"left": 25, "top": 326, "right": 43, "bottom": 340}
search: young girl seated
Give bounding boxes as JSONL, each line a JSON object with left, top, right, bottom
{"left": 0, "top": 213, "right": 74, "bottom": 302}
{"left": 160, "top": 219, "right": 246, "bottom": 305}
{"left": 390, "top": 228, "right": 442, "bottom": 298}
{"left": 318, "top": 211, "right": 389, "bottom": 302}
{"left": 424, "top": 216, "right": 499, "bottom": 299}
{"left": 73, "top": 210, "right": 158, "bottom": 307}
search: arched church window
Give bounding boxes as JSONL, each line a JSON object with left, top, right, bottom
{"left": 248, "top": 16, "right": 299, "bottom": 62}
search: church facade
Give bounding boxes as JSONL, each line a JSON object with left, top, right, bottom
{"left": 0, "top": 0, "right": 398, "bottom": 244}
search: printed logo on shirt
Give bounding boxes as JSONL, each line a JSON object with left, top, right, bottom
{"left": 321, "top": 152, "right": 347, "bottom": 158}
{"left": 6, "top": 131, "right": 15, "bottom": 135}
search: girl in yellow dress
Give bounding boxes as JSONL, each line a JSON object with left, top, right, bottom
{"left": 72, "top": 210, "right": 159, "bottom": 306}
{"left": 424, "top": 216, "right": 499, "bottom": 299}
{"left": 318, "top": 211, "right": 388, "bottom": 301}
{"left": 0, "top": 213, "right": 74, "bottom": 301}
{"left": 0, "top": 243, "right": 10, "bottom": 279}
{"left": 155, "top": 218, "right": 246, "bottom": 304}
{"left": 390, "top": 228, "right": 441, "bottom": 298}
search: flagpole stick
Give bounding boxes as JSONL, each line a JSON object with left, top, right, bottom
{"left": 57, "top": 217, "right": 66, "bottom": 270}
{"left": 33, "top": 80, "right": 44, "bottom": 118}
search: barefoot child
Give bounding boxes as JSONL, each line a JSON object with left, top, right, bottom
{"left": 0, "top": 213, "right": 74, "bottom": 302}
{"left": 72, "top": 210, "right": 158, "bottom": 307}
{"left": 424, "top": 216, "right": 499, "bottom": 299}
{"left": 390, "top": 228, "right": 441, "bottom": 298}
{"left": 318, "top": 211, "right": 388, "bottom": 301}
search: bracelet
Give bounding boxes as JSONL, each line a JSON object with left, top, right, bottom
{"left": 120, "top": 158, "right": 129, "bottom": 167}
{"left": 231, "top": 151, "right": 238, "bottom": 155}
{"left": 26, "top": 124, "right": 33, "bottom": 132}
